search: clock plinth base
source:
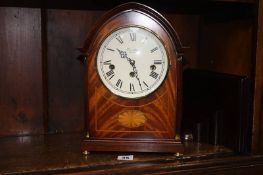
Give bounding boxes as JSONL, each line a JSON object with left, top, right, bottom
{"left": 82, "top": 138, "right": 184, "bottom": 153}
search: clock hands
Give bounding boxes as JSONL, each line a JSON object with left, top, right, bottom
{"left": 117, "top": 49, "right": 127, "bottom": 59}
{"left": 117, "top": 49, "right": 143, "bottom": 91}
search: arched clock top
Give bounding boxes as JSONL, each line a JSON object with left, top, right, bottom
{"left": 81, "top": 2, "right": 184, "bottom": 57}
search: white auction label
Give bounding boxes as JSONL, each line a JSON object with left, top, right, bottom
{"left": 117, "top": 155, "right": 134, "bottom": 160}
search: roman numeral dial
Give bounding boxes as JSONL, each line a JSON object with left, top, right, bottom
{"left": 130, "top": 33, "right": 136, "bottom": 41}
{"left": 97, "top": 26, "right": 169, "bottom": 99}
{"left": 150, "top": 71, "right": 159, "bottom": 79}
{"left": 116, "top": 79, "right": 123, "bottom": 88}
{"left": 116, "top": 36, "right": 123, "bottom": 44}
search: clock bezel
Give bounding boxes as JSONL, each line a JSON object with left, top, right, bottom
{"left": 95, "top": 25, "right": 171, "bottom": 99}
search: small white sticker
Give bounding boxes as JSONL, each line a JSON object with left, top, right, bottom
{"left": 117, "top": 155, "right": 134, "bottom": 160}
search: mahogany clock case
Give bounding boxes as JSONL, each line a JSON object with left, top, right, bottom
{"left": 81, "top": 2, "right": 184, "bottom": 153}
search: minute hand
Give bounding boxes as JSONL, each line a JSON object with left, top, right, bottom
{"left": 117, "top": 49, "right": 142, "bottom": 90}
{"left": 131, "top": 61, "right": 143, "bottom": 91}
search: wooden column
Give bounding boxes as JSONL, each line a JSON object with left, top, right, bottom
{"left": 252, "top": 0, "right": 263, "bottom": 153}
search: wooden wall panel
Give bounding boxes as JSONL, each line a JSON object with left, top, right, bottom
{"left": 164, "top": 14, "right": 200, "bottom": 68}
{"left": 252, "top": 0, "right": 263, "bottom": 153}
{"left": 47, "top": 10, "right": 104, "bottom": 133}
{"left": 0, "top": 7, "right": 43, "bottom": 136}
{"left": 198, "top": 19, "right": 253, "bottom": 76}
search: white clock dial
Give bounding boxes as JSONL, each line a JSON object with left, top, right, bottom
{"left": 97, "top": 26, "right": 169, "bottom": 99}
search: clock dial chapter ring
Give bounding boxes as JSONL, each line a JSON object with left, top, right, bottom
{"left": 96, "top": 25, "right": 169, "bottom": 99}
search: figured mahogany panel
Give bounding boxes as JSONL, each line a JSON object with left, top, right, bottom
{"left": 0, "top": 7, "right": 43, "bottom": 136}
{"left": 46, "top": 10, "right": 104, "bottom": 133}
{"left": 90, "top": 68, "right": 177, "bottom": 139}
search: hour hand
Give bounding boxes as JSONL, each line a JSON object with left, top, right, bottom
{"left": 117, "top": 49, "right": 127, "bottom": 58}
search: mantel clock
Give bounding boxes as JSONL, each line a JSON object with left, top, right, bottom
{"left": 81, "top": 2, "right": 184, "bottom": 153}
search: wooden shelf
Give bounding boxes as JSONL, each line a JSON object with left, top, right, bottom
{"left": 1, "top": 133, "right": 263, "bottom": 174}
{"left": 0, "top": 133, "right": 245, "bottom": 174}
